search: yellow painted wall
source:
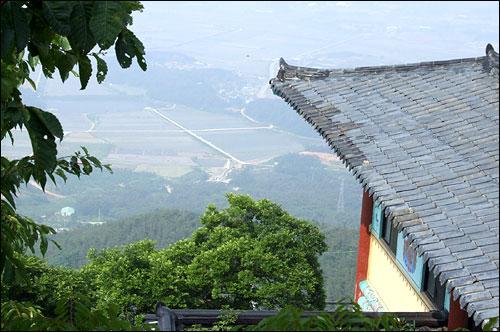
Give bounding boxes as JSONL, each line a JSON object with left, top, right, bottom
{"left": 366, "top": 235, "right": 432, "bottom": 312}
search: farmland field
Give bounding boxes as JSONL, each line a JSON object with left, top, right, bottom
{"left": 2, "top": 101, "right": 325, "bottom": 173}
{"left": 153, "top": 105, "right": 259, "bottom": 129}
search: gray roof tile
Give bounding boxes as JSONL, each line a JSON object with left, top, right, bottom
{"left": 442, "top": 236, "right": 472, "bottom": 247}
{"left": 453, "top": 283, "right": 486, "bottom": 299}
{"left": 446, "top": 275, "right": 477, "bottom": 293}
{"left": 449, "top": 242, "right": 478, "bottom": 253}
{"left": 460, "top": 255, "right": 494, "bottom": 267}
{"left": 459, "top": 291, "right": 493, "bottom": 309}
{"left": 433, "top": 261, "right": 465, "bottom": 276}
{"left": 475, "top": 270, "right": 499, "bottom": 281}
{"left": 467, "top": 298, "right": 499, "bottom": 313}
{"left": 440, "top": 269, "right": 474, "bottom": 285}
{"left": 467, "top": 263, "right": 498, "bottom": 274}
{"left": 436, "top": 230, "right": 466, "bottom": 240}
{"left": 428, "top": 255, "right": 458, "bottom": 270}
{"left": 415, "top": 236, "right": 440, "bottom": 247}
{"left": 474, "top": 237, "right": 499, "bottom": 247}
{"left": 473, "top": 308, "right": 500, "bottom": 326}
{"left": 271, "top": 45, "right": 499, "bottom": 328}
{"left": 481, "top": 244, "right": 499, "bottom": 254}
{"left": 454, "top": 248, "right": 486, "bottom": 260}
{"left": 489, "top": 288, "right": 499, "bottom": 297}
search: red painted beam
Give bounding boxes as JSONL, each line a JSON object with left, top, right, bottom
{"left": 448, "top": 295, "right": 468, "bottom": 330}
{"left": 354, "top": 188, "right": 374, "bottom": 302}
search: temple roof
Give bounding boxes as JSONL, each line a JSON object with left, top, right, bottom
{"left": 270, "top": 44, "right": 499, "bottom": 328}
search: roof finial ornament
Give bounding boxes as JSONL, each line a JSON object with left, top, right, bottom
{"left": 485, "top": 43, "right": 499, "bottom": 70}
{"left": 486, "top": 43, "right": 494, "bottom": 55}
{"left": 279, "top": 57, "right": 288, "bottom": 68}
{"left": 275, "top": 58, "right": 289, "bottom": 82}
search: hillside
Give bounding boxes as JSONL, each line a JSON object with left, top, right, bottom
{"left": 40, "top": 206, "right": 358, "bottom": 302}
{"left": 43, "top": 209, "right": 201, "bottom": 268}
{"left": 16, "top": 153, "right": 362, "bottom": 229}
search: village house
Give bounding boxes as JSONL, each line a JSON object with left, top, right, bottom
{"left": 60, "top": 206, "right": 75, "bottom": 217}
{"left": 270, "top": 44, "right": 499, "bottom": 330}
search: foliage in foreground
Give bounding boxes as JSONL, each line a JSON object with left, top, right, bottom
{"left": 1, "top": 1, "right": 147, "bottom": 330}
{"left": 2, "top": 194, "right": 328, "bottom": 325}
{"left": 1, "top": 293, "right": 150, "bottom": 331}
{"left": 239, "top": 302, "right": 416, "bottom": 331}
{"left": 237, "top": 304, "right": 499, "bottom": 332}
{"left": 1, "top": 0, "right": 146, "bottom": 284}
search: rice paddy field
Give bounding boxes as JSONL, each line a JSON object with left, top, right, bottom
{"left": 3, "top": 99, "right": 323, "bottom": 178}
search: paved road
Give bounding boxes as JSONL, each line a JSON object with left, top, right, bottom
{"left": 29, "top": 181, "right": 67, "bottom": 198}
{"left": 66, "top": 126, "right": 272, "bottom": 134}
{"left": 146, "top": 106, "right": 247, "bottom": 165}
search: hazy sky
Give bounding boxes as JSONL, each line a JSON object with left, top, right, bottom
{"left": 131, "top": 1, "right": 499, "bottom": 76}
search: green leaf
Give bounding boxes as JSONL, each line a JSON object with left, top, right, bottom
{"left": 50, "top": 239, "right": 62, "bottom": 250}
{"left": 115, "top": 32, "right": 133, "bottom": 68}
{"left": 1, "top": 3, "right": 15, "bottom": 59}
{"left": 11, "top": 2, "right": 31, "bottom": 51}
{"left": 40, "top": 236, "right": 48, "bottom": 256}
{"left": 25, "top": 76, "right": 37, "bottom": 91}
{"left": 119, "top": 1, "right": 144, "bottom": 14}
{"left": 51, "top": 48, "right": 77, "bottom": 83}
{"left": 92, "top": 53, "right": 108, "bottom": 83}
{"left": 90, "top": 1, "right": 125, "bottom": 50}
{"left": 127, "top": 29, "right": 147, "bottom": 71}
{"left": 27, "top": 53, "right": 39, "bottom": 71}
{"left": 42, "top": 1, "right": 73, "bottom": 36}
{"left": 78, "top": 54, "right": 92, "bottom": 90}
{"left": 483, "top": 317, "right": 499, "bottom": 331}
{"left": 70, "top": 1, "right": 96, "bottom": 54}
{"left": 38, "top": 108, "right": 64, "bottom": 140}
{"left": 24, "top": 107, "right": 62, "bottom": 182}
{"left": 86, "top": 155, "right": 102, "bottom": 168}
{"left": 1, "top": 62, "right": 19, "bottom": 100}
{"left": 1, "top": 189, "right": 17, "bottom": 211}
{"left": 115, "top": 29, "right": 145, "bottom": 70}
{"left": 55, "top": 168, "right": 68, "bottom": 182}
{"left": 52, "top": 35, "right": 72, "bottom": 51}
{"left": 115, "top": 28, "right": 147, "bottom": 71}
{"left": 80, "top": 157, "right": 93, "bottom": 174}
{"left": 36, "top": 43, "right": 56, "bottom": 79}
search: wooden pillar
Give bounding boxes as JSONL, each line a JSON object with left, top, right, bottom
{"left": 354, "top": 188, "right": 374, "bottom": 302}
{"left": 448, "top": 295, "right": 469, "bottom": 331}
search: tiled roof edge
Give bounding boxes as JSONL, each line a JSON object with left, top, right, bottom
{"left": 269, "top": 46, "right": 499, "bottom": 328}
{"left": 272, "top": 44, "right": 497, "bottom": 82}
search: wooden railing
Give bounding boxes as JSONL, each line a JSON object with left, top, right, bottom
{"left": 142, "top": 302, "right": 448, "bottom": 331}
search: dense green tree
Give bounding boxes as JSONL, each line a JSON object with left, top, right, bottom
{"left": 180, "top": 193, "right": 328, "bottom": 310}
{"left": 82, "top": 194, "right": 328, "bottom": 322}
{"left": 1, "top": 0, "right": 146, "bottom": 283}
{"left": 35, "top": 204, "right": 357, "bottom": 303}
{"left": 1, "top": 253, "right": 90, "bottom": 317}
{"left": 83, "top": 239, "right": 157, "bottom": 322}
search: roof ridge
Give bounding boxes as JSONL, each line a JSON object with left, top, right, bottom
{"left": 274, "top": 44, "right": 496, "bottom": 82}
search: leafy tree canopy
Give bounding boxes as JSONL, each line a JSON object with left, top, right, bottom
{"left": 82, "top": 194, "right": 328, "bottom": 320}
{"left": 1, "top": 0, "right": 147, "bottom": 284}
